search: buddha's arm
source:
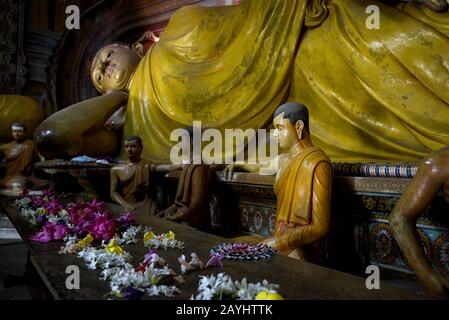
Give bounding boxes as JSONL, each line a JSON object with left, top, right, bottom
{"left": 390, "top": 155, "right": 449, "bottom": 297}
{"left": 276, "top": 162, "right": 332, "bottom": 254}
{"left": 224, "top": 157, "right": 278, "bottom": 179}
{"left": 110, "top": 168, "right": 137, "bottom": 210}
{"left": 155, "top": 164, "right": 183, "bottom": 173}
{"left": 35, "top": 91, "right": 127, "bottom": 158}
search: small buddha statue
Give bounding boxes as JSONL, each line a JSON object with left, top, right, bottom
{"left": 110, "top": 135, "right": 181, "bottom": 212}
{"left": 390, "top": 146, "right": 449, "bottom": 298}
{"left": 225, "top": 102, "right": 333, "bottom": 263}
{"left": 0, "top": 122, "right": 43, "bottom": 196}
{"left": 157, "top": 127, "right": 215, "bottom": 231}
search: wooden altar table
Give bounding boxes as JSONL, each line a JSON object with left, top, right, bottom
{"left": 0, "top": 197, "right": 424, "bottom": 300}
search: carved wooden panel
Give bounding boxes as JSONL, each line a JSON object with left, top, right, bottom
{"left": 0, "top": 0, "right": 26, "bottom": 94}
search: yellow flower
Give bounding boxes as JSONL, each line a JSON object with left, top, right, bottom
{"left": 105, "top": 238, "right": 124, "bottom": 255}
{"left": 255, "top": 290, "right": 284, "bottom": 300}
{"left": 77, "top": 234, "right": 94, "bottom": 248}
{"left": 166, "top": 231, "right": 175, "bottom": 240}
{"left": 143, "top": 231, "right": 155, "bottom": 242}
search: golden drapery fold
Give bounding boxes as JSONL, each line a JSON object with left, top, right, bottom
{"left": 290, "top": 0, "right": 449, "bottom": 162}
{"left": 0, "top": 95, "right": 43, "bottom": 143}
{"left": 123, "top": 0, "right": 449, "bottom": 163}
{"left": 124, "top": 0, "right": 306, "bottom": 162}
{"left": 304, "top": 0, "right": 328, "bottom": 27}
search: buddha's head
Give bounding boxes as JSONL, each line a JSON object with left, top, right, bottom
{"left": 91, "top": 44, "right": 141, "bottom": 94}
{"left": 11, "top": 122, "right": 27, "bottom": 143}
{"left": 272, "top": 102, "right": 310, "bottom": 151}
{"left": 124, "top": 135, "right": 143, "bottom": 162}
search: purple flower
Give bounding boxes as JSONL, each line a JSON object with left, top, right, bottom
{"left": 30, "top": 222, "right": 67, "bottom": 243}
{"left": 205, "top": 252, "right": 224, "bottom": 269}
{"left": 87, "top": 213, "right": 116, "bottom": 241}
{"left": 89, "top": 198, "right": 104, "bottom": 211}
{"left": 53, "top": 224, "right": 68, "bottom": 240}
{"left": 143, "top": 249, "right": 157, "bottom": 264}
{"left": 37, "top": 214, "right": 47, "bottom": 224}
{"left": 31, "top": 197, "right": 45, "bottom": 207}
{"left": 42, "top": 189, "right": 54, "bottom": 197}
{"left": 116, "top": 212, "right": 135, "bottom": 230}
{"left": 30, "top": 224, "right": 53, "bottom": 242}
{"left": 43, "top": 199, "right": 63, "bottom": 215}
{"left": 66, "top": 199, "right": 103, "bottom": 225}
{"left": 124, "top": 286, "right": 144, "bottom": 300}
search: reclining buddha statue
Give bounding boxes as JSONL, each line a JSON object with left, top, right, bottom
{"left": 35, "top": 0, "right": 449, "bottom": 163}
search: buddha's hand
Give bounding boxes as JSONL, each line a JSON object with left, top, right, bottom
{"left": 276, "top": 221, "right": 296, "bottom": 235}
{"left": 261, "top": 237, "right": 277, "bottom": 249}
{"left": 423, "top": 270, "right": 449, "bottom": 299}
{"left": 223, "top": 164, "right": 239, "bottom": 180}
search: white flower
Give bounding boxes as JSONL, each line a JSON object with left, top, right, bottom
{"left": 146, "top": 285, "right": 180, "bottom": 297}
{"left": 59, "top": 235, "right": 79, "bottom": 254}
{"left": 77, "top": 247, "right": 132, "bottom": 270}
{"left": 115, "top": 225, "right": 142, "bottom": 246}
{"left": 144, "top": 237, "right": 185, "bottom": 250}
{"left": 57, "top": 209, "right": 71, "bottom": 224}
{"left": 193, "top": 273, "right": 280, "bottom": 300}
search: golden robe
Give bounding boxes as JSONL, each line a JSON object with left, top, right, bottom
{"left": 274, "top": 147, "right": 332, "bottom": 259}
{"left": 0, "top": 95, "right": 43, "bottom": 143}
{"left": 124, "top": 0, "right": 449, "bottom": 163}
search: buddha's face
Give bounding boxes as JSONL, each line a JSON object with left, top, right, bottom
{"left": 91, "top": 44, "right": 141, "bottom": 94}
{"left": 11, "top": 127, "right": 26, "bottom": 143}
{"left": 273, "top": 112, "right": 300, "bottom": 151}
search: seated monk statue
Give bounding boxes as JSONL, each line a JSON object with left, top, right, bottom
{"left": 390, "top": 146, "right": 449, "bottom": 298}
{"left": 110, "top": 135, "right": 181, "bottom": 212}
{"left": 224, "top": 102, "right": 332, "bottom": 262}
{"left": 0, "top": 122, "right": 44, "bottom": 196}
{"left": 157, "top": 127, "right": 215, "bottom": 231}
{"left": 35, "top": 0, "right": 448, "bottom": 164}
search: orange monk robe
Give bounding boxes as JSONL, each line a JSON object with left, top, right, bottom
{"left": 1, "top": 140, "right": 39, "bottom": 177}
{"left": 274, "top": 147, "right": 332, "bottom": 261}
{"left": 110, "top": 160, "right": 157, "bottom": 214}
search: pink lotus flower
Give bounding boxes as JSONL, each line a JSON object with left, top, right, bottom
{"left": 30, "top": 222, "right": 68, "bottom": 243}
{"left": 87, "top": 213, "right": 116, "bottom": 241}
{"left": 43, "top": 199, "right": 64, "bottom": 215}
{"left": 31, "top": 197, "right": 45, "bottom": 207}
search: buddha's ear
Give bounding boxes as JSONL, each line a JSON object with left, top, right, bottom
{"left": 295, "top": 120, "right": 304, "bottom": 140}
{"left": 131, "top": 43, "right": 144, "bottom": 58}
